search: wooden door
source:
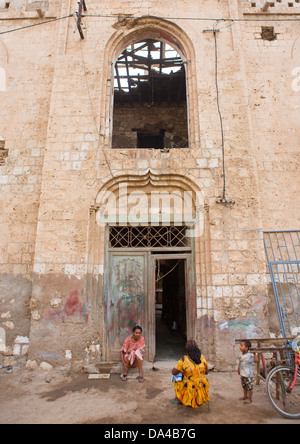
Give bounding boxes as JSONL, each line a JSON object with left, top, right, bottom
{"left": 104, "top": 252, "right": 150, "bottom": 361}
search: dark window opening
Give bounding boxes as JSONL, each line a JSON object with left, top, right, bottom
{"left": 137, "top": 131, "right": 165, "bottom": 149}
{"left": 112, "top": 39, "right": 189, "bottom": 149}
{"left": 261, "top": 27, "right": 277, "bottom": 41}
{"left": 0, "top": 140, "right": 8, "bottom": 166}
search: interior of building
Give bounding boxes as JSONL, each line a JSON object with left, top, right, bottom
{"left": 155, "top": 259, "right": 187, "bottom": 361}
{"left": 112, "top": 39, "right": 189, "bottom": 150}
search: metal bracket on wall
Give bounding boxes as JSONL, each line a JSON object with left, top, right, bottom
{"left": 76, "top": 0, "right": 87, "bottom": 40}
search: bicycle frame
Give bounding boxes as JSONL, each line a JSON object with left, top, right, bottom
{"left": 287, "top": 352, "right": 299, "bottom": 393}
{"left": 265, "top": 337, "right": 300, "bottom": 419}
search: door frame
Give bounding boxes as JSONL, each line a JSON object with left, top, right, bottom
{"left": 150, "top": 253, "right": 195, "bottom": 362}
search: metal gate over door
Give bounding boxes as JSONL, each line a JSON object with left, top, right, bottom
{"left": 263, "top": 230, "right": 300, "bottom": 337}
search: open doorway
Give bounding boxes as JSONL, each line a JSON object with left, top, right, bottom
{"left": 155, "top": 258, "right": 187, "bottom": 361}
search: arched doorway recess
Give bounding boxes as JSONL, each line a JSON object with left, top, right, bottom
{"left": 93, "top": 171, "right": 205, "bottom": 362}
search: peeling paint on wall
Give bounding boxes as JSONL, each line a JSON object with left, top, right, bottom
{"left": 219, "top": 319, "right": 260, "bottom": 338}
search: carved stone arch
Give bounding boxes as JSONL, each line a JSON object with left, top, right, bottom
{"left": 96, "top": 170, "right": 202, "bottom": 195}
{"left": 99, "top": 16, "right": 200, "bottom": 149}
{"left": 90, "top": 170, "right": 209, "bottom": 361}
{"left": 88, "top": 170, "right": 213, "bottom": 362}
{"left": 94, "top": 170, "right": 204, "bottom": 227}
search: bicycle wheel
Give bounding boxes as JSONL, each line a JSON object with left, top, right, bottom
{"left": 266, "top": 365, "right": 300, "bottom": 420}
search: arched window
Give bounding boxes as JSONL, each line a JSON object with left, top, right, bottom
{"left": 112, "top": 39, "right": 189, "bottom": 149}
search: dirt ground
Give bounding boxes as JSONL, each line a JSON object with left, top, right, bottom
{"left": 0, "top": 362, "right": 299, "bottom": 425}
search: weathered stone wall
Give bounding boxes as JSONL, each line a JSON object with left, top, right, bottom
{"left": 0, "top": 0, "right": 59, "bottom": 366}
{"left": 240, "top": 1, "right": 300, "bottom": 230}
{"left": 0, "top": 0, "right": 299, "bottom": 370}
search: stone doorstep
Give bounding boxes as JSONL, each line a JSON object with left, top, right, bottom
{"left": 84, "top": 359, "right": 182, "bottom": 376}
{"left": 85, "top": 359, "right": 215, "bottom": 376}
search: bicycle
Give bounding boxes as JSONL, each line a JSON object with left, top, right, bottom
{"left": 265, "top": 336, "right": 300, "bottom": 420}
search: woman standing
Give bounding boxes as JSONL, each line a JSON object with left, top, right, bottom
{"left": 172, "top": 339, "right": 210, "bottom": 408}
{"left": 120, "top": 325, "right": 145, "bottom": 383}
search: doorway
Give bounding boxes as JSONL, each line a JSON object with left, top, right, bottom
{"left": 105, "top": 226, "right": 195, "bottom": 362}
{"left": 154, "top": 258, "right": 187, "bottom": 361}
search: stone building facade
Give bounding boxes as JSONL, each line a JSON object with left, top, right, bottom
{"left": 0, "top": 0, "right": 299, "bottom": 371}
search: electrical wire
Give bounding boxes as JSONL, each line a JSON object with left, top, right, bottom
{"left": 0, "top": 14, "right": 73, "bottom": 35}
{"left": 212, "top": 26, "right": 227, "bottom": 201}
{"left": 156, "top": 260, "right": 180, "bottom": 284}
{"left": 82, "top": 14, "right": 300, "bottom": 22}
{"left": 0, "top": 13, "right": 299, "bottom": 37}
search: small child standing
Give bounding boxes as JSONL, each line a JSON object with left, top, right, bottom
{"left": 238, "top": 339, "right": 257, "bottom": 404}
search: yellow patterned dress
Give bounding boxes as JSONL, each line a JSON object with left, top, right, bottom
{"left": 174, "top": 355, "right": 210, "bottom": 408}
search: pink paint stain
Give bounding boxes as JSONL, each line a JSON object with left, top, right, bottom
{"left": 64, "top": 290, "right": 82, "bottom": 317}
{"left": 45, "top": 289, "right": 88, "bottom": 323}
